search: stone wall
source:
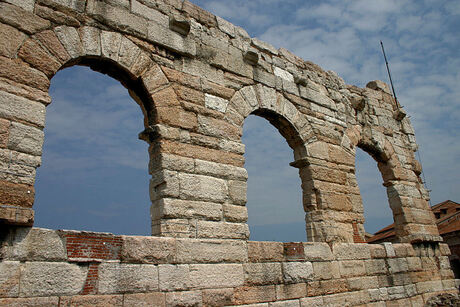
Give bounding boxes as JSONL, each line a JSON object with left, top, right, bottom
{"left": 0, "top": 0, "right": 458, "bottom": 305}
{"left": 0, "top": 227, "right": 458, "bottom": 306}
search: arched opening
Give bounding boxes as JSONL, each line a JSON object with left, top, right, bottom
{"left": 242, "top": 113, "right": 305, "bottom": 242}
{"left": 34, "top": 64, "right": 150, "bottom": 235}
{"left": 355, "top": 147, "right": 394, "bottom": 242}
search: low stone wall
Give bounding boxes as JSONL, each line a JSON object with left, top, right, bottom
{"left": 0, "top": 227, "right": 458, "bottom": 306}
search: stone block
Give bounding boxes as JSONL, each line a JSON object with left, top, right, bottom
{"left": 165, "top": 290, "right": 202, "bottom": 307}
{"left": 248, "top": 241, "right": 284, "bottom": 263}
{"left": 0, "top": 23, "right": 26, "bottom": 58}
{"left": 131, "top": 0, "right": 168, "bottom": 26}
{"left": 202, "top": 288, "right": 234, "bottom": 307}
{"left": 153, "top": 198, "right": 222, "bottom": 221}
{"left": 233, "top": 285, "right": 276, "bottom": 305}
{"left": 79, "top": 26, "right": 101, "bottom": 56}
{"left": 176, "top": 238, "right": 247, "bottom": 263}
{"left": 332, "top": 243, "right": 371, "bottom": 260}
{"left": 123, "top": 292, "right": 165, "bottom": 307}
{"left": 148, "top": 20, "right": 196, "bottom": 56}
{"left": 276, "top": 283, "right": 307, "bottom": 301}
{"left": 19, "top": 262, "right": 87, "bottom": 297}
{"left": 270, "top": 300, "right": 300, "bottom": 307}
{"left": 159, "top": 264, "right": 191, "bottom": 291}
{"left": 223, "top": 204, "right": 248, "bottom": 223}
{"left": 0, "top": 297, "right": 59, "bottom": 306}
{"left": 194, "top": 159, "right": 247, "bottom": 180}
{"left": 0, "top": 91, "right": 46, "bottom": 128}
{"left": 205, "top": 93, "right": 229, "bottom": 113}
{"left": 0, "top": 180, "right": 34, "bottom": 208}
{"left": 17, "top": 39, "right": 59, "bottom": 77}
{"left": 369, "top": 244, "right": 386, "bottom": 258}
{"left": 121, "top": 235, "right": 176, "bottom": 264}
{"left": 3, "top": 227, "right": 66, "bottom": 261}
{"left": 302, "top": 243, "right": 333, "bottom": 261}
{"left": 8, "top": 122, "right": 44, "bottom": 156}
{"left": 228, "top": 180, "right": 247, "bottom": 205}
{"left": 0, "top": 3, "right": 50, "bottom": 34}
{"left": 100, "top": 31, "right": 122, "bottom": 61}
{"left": 299, "top": 296, "right": 324, "bottom": 307}
{"left": 142, "top": 63, "right": 169, "bottom": 93}
{"left": 0, "top": 261, "right": 20, "bottom": 297}
{"left": 312, "top": 261, "right": 340, "bottom": 280}
{"left": 0, "top": 205, "right": 34, "bottom": 225}
{"left": 189, "top": 264, "right": 244, "bottom": 289}
{"left": 179, "top": 173, "right": 228, "bottom": 203}
{"left": 196, "top": 220, "right": 249, "bottom": 239}
{"left": 282, "top": 262, "right": 313, "bottom": 284}
{"left": 348, "top": 276, "right": 379, "bottom": 291}
{"left": 387, "top": 258, "right": 409, "bottom": 274}
{"left": 197, "top": 115, "right": 241, "bottom": 141}
{"left": 87, "top": 0, "right": 148, "bottom": 37}
{"left": 54, "top": 26, "right": 83, "bottom": 59}
{"left": 59, "top": 295, "right": 123, "bottom": 307}
{"left": 339, "top": 260, "right": 366, "bottom": 278}
{"left": 0, "top": 56, "right": 50, "bottom": 92}
{"left": 149, "top": 169, "right": 180, "bottom": 201}
{"left": 243, "top": 263, "right": 282, "bottom": 286}
{"left": 365, "top": 259, "right": 387, "bottom": 275}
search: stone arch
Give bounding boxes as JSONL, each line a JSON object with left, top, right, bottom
{"left": 5, "top": 24, "right": 170, "bottom": 227}
{"left": 348, "top": 122, "right": 439, "bottom": 243}
{"left": 228, "top": 84, "right": 321, "bottom": 241}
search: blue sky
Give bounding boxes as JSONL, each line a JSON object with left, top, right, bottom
{"left": 34, "top": 0, "right": 460, "bottom": 242}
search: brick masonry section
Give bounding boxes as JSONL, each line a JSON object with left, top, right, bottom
{"left": 65, "top": 232, "right": 122, "bottom": 261}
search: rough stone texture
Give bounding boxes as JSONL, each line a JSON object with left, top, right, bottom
{"left": 0, "top": 0, "right": 456, "bottom": 304}
{"left": 98, "top": 263, "right": 159, "bottom": 294}
{"left": 19, "top": 262, "right": 88, "bottom": 297}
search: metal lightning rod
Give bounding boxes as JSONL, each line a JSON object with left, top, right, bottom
{"left": 380, "top": 41, "right": 401, "bottom": 108}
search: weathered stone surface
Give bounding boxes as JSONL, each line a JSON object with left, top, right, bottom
{"left": 205, "top": 93, "right": 229, "bottom": 113}
{"left": 123, "top": 292, "right": 165, "bottom": 307}
{"left": 248, "top": 241, "right": 284, "bottom": 263}
{"left": 0, "top": 3, "right": 50, "bottom": 34}
{"left": 7, "top": 122, "right": 44, "bottom": 156}
{"left": 282, "top": 262, "right": 313, "bottom": 283}
{"left": 0, "top": 261, "right": 20, "bottom": 297}
{"left": 179, "top": 173, "right": 227, "bottom": 203}
{"left": 189, "top": 264, "right": 244, "bottom": 289}
{"left": 20, "top": 262, "right": 88, "bottom": 297}
{"left": 223, "top": 204, "right": 248, "bottom": 223}
{"left": 2, "top": 228, "right": 66, "bottom": 261}
{"left": 176, "top": 238, "right": 247, "bottom": 263}
{"left": 87, "top": 0, "right": 148, "bottom": 37}
{"left": 0, "top": 23, "right": 26, "bottom": 58}
{"left": 165, "top": 290, "right": 202, "bottom": 307}
{"left": 121, "top": 235, "right": 175, "bottom": 264}
{"left": 18, "top": 39, "right": 60, "bottom": 77}
{"left": 202, "top": 288, "right": 234, "bottom": 306}
{"left": 233, "top": 285, "right": 276, "bottom": 305}
{"left": 0, "top": 297, "right": 59, "bottom": 307}
{"left": 98, "top": 263, "right": 159, "bottom": 294}
{"left": 332, "top": 243, "right": 371, "bottom": 260}
{"left": 243, "top": 263, "right": 282, "bottom": 286}
{"left": 59, "top": 295, "right": 123, "bottom": 307}
{"left": 148, "top": 21, "right": 196, "bottom": 56}
{"left": 196, "top": 220, "right": 249, "bottom": 240}
{"left": 303, "top": 243, "right": 333, "bottom": 261}
{"left": 0, "top": 56, "right": 49, "bottom": 92}
{"left": 54, "top": 26, "right": 83, "bottom": 59}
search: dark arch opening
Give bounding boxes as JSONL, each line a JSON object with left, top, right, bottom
{"left": 355, "top": 147, "right": 395, "bottom": 242}
{"left": 34, "top": 63, "right": 150, "bottom": 235}
{"left": 242, "top": 110, "right": 306, "bottom": 242}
